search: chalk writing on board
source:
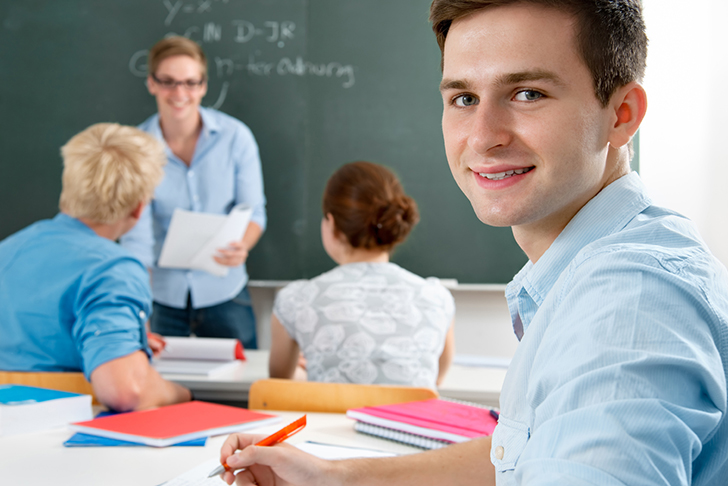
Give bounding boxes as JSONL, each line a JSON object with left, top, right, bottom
{"left": 216, "top": 55, "right": 355, "bottom": 88}
{"left": 232, "top": 20, "right": 295, "bottom": 48}
{"left": 129, "top": 50, "right": 355, "bottom": 89}
{"left": 164, "top": 0, "right": 230, "bottom": 26}
{"left": 128, "top": 3, "right": 358, "bottom": 109}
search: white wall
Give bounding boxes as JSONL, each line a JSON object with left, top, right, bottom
{"left": 641, "top": 0, "right": 728, "bottom": 267}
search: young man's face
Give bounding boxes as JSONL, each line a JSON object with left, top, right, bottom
{"left": 440, "top": 4, "right": 623, "bottom": 255}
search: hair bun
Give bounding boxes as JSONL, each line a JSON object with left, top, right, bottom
{"left": 322, "top": 161, "right": 420, "bottom": 252}
{"left": 372, "top": 195, "right": 419, "bottom": 247}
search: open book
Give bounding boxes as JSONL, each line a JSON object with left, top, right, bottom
{"left": 158, "top": 203, "right": 252, "bottom": 277}
{"left": 152, "top": 337, "right": 244, "bottom": 376}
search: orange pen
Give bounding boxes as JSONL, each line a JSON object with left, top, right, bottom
{"left": 207, "top": 415, "right": 307, "bottom": 478}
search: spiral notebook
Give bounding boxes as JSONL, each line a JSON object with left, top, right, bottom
{"left": 346, "top": 398, "right": 498, "bottom": 450}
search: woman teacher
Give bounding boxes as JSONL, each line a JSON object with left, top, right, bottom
{"left": 121, "top": 36, "right": 266, "bottom": 349}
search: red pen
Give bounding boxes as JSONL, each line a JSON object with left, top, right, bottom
{"left": 208, "top": 415, "right": 307, "bottom": 478}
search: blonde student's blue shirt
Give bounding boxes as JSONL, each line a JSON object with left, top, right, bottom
{"left": 120, "top": 107, "right": 267, "bottom": 309}
{"left": 0, "top": 214, "right": 152, "bottom": 380}
{"left": 493, "top": 172, "right": 728, "bottom": 485}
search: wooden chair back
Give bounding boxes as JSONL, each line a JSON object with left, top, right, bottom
{"left": 248, "top": 378, "right": 438, "bottom": 413}
{"left": 0, "top": 371, "right": 97, "bottom": 403}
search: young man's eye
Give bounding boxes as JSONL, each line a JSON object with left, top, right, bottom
{"left": 453, "top": 94, "right": 479, "bottom": 107}
{"left": 513, "top": 90, "right": 543, "bottom": 101}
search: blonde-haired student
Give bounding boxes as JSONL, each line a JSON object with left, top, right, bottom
{"left": 269, "top": 161, "right": 455, "bottom": 388}
{"left": 0, "top": 123, "right": 191, "bottom": 412}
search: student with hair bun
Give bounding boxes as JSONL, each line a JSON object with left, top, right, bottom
{"left": 269, "top": 161, "right": 455, "bottom": 388}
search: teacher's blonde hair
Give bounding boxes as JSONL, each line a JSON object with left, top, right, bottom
{"left": 59, "top": 123, "right": 166, "bottom": 224}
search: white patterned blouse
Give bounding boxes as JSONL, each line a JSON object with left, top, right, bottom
{"left": 273, "top": 262, "right": 454, "bottom": 388}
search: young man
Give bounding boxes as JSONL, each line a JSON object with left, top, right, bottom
{"left": 0, "top": 123, "right": 192, "bottom": 412}
{"left": 120, "top": 36, "right": 267, "bottom": 349}
{"left": 217, "top": 1, "right": 728, "bottom": 485}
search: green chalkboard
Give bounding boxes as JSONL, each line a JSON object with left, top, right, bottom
{"left": 0, "top": 0, "right": 529, "bottom": 284}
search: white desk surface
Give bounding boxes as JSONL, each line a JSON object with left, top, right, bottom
{"left": 0, "top": 410, "right": 422, "bottom": 486}
{"left": 162, "top": 350, "right": 506, "bottom": 408}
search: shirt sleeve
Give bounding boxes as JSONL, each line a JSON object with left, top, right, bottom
{"left": 511, "top": 251, "right": 726, "bottom": 485}
{"left": 71, "top": 256, "right": 153, "bottom": 380}
{"left": 118, "top": 203, "right": 155, "bottom": 268}
{"left": 233, "top": 123, "right": 267, "bottom": 231}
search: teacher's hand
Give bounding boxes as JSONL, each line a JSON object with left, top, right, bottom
{"left": 214, "top": 240, "right": 249, "bottom": 267}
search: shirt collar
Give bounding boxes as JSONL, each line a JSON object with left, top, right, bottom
{"left": 506, "top": 171, "right": 652, "bottom": 334}
{"left": 150, "top": 107, "right": 219, "bottom": 165}
{"left": 54, "top": 213, "right": 97, "bottom": 235}
{"left": 197, "top": 106, "right": 220, "bottom": 136}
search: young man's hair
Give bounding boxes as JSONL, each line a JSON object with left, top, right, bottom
{"left": 147, "top": 35, "right": 208, "bottom": 80}
{"left": 430, "top": 0, "right": 647, "bottom": 107}
{"left": 59, "top": 123, "right": 166, "bottom": 224}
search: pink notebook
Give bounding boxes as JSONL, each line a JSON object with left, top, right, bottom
{"left": 346, "top": 398, "right": 497, "bottom": 445}
{"left": 69, "top": 401, "right": 280, "bottom": 447}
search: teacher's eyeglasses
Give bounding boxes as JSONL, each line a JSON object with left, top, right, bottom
{"left": 151, "top": 73, "right": 205, "bottom": 90}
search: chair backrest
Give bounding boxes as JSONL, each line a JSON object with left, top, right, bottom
{"left": 248, "top": 378, "right": 438, "bottom": 413}
{"left": 0, "top": 371, "right": 97, "bottom": 403}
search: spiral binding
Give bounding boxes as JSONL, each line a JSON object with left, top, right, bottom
{"left": 353, "top": 421, "right": 452, "bottom": 450}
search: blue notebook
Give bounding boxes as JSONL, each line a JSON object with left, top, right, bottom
{"left": 63, "top": 411, "right": 207, "bottom": 447}
{"left": 0, "top": 384, "right": 84, "bottom": 404}
{"left": 0, "top": 385, "right": 92, "bottom": 437}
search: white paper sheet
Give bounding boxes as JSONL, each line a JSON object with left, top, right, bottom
{"left": 158, "top": 204, "right": 253, "bottom": 277}
{"left": 151, "top": 359, "right": 239, "bottom": 377}
{"left": 162, "top": 442, "right": 396, "bottom": 485}
{"left": 158, "top": 337, "right": 240, "bottom": 361}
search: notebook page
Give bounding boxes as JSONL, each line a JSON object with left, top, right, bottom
{"left": 162, "top": 443, "right": 396, "bottom": 485}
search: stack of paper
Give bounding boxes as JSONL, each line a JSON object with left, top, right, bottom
{"left": 0, "top": 385, "right": 92, "bottom": 436}
{"left": 346, "top": 398, "right": 498, "bottom": 450}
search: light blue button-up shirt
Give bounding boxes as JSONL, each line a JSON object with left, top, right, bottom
{"left": 120, "top": 107, "right": 267, "bottom": 309}
{"left": 0, "top": 214, "right": 152, "bottom": 380}
{"left": 493, "top": 172, "right": 728, "bottom": 485}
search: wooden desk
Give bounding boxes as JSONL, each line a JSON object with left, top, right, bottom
{"left": 161, "top": 350, "right": 506, "bottom": 409}
{"left": 0, "top": 411, "right": 421, "bottom": 486}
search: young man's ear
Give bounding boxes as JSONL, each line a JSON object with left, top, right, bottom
{"left": 608, "top": 81, "right": 648, "bottom": 149}
{"left": 130, "top": 201, "right": 146, "bottom": 220}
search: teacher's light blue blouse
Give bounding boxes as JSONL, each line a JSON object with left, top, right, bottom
{"left": 493, "top": 172, "right": 728, "bottom": 485}
{"left": 120, "top": 107, "right": 266, "bottom": 309}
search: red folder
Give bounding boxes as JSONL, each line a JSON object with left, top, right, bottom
{"left": 347, "top": 398, "right": 497, "bottom": 444}
{"left": 69, "top": 401, "right": 280, "bottom": 447}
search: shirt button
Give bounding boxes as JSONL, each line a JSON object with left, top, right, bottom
{"left": 139, "top": 310, "right": 146, "bottom": 320}
{"left": 495, "top": 445, "right": 505, "bottom": 460}
{"left": 188, "top": 171, "right": 195, "bottom": 177}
